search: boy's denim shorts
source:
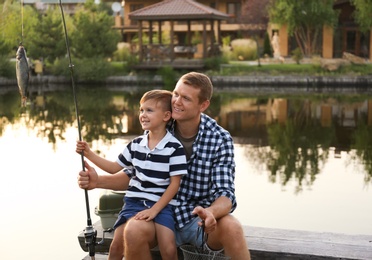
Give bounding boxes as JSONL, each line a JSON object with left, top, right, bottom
{"left": 113, "top": 197, "right": 175, "bottom": 232}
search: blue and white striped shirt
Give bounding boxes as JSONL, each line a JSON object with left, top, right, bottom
{"left": 116, "top": 131, "right": 187, "bottom": 206}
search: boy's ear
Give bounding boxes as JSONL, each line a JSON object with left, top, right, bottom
{"left": 164, "top": 111, "right": 172, "bottom": 121}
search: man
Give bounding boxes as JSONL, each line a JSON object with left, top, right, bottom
{"left": 78, "top": 72, "right": 251, "bottom": 260}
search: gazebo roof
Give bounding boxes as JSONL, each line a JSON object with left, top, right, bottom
{"left": 129, "top": 0, "right": 230, "bottom": 21}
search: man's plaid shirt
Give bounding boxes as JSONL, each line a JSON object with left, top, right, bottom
{"left": 170, "top": 113, "right": 237, "bottom": 229}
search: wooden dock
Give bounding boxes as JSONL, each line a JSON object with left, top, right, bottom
{"left": 79, "top": 221, "right": 372, "bottom": 259}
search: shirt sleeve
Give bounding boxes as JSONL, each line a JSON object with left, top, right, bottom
{"left": 211, "top": 134, "right": 237, "bottom": 212}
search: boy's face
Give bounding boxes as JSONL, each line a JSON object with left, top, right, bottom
{"left": 172, "top": 81, "right": 209, "bottom": 122}
{"left": 139, "top": 99, "right": 170, "bottom": 131}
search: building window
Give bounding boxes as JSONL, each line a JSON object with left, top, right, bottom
{"left": 130, "top": 4, "right": 143, "bottom": 25}
{"left": 227, "top": 2, "right": 241, "bottom": 23}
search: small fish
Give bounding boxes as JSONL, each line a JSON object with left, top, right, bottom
{"left": 16, "top": 45, "right": 29, "bottom": 107}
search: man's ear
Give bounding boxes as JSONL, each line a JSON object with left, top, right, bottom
{"left": 200, "top": 100, "right": 210, "bottom": 113}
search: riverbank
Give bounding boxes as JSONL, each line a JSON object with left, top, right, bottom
{"left": 2, "top": 74, "right": 372, "bottom": 90}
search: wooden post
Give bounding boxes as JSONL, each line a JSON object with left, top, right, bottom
{"left": 139, "top": 21, "right": 143, "bottom": 62}
{"left": 170, "top": 20, "right": 174, "bottom": 61}
{"left": 202, "top": 20, "right": 207, "bottom": 59}
{"left": 158, "top": 21, "right": 162, "bottom": 44}
{"left": 217, "top": 20, "right": 222, "bottom": 45}
{"left": 322, "top": 26, "right": 333, "bottom": 58}
{"left": 370, "top": 27, "right": 372, "bottom": 61}
{"left": 149, "top": 20, "right": 153, "bottom": 44}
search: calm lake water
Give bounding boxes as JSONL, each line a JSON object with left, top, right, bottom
{"left": 0, "top": 84, "right": 371, "bottom": 259}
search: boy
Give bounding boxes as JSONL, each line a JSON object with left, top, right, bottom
{"left": 76, "top": 89, "right": 187, "bottom": 260}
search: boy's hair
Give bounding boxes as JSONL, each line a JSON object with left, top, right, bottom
{"left": 179, "top": 72, "right": 213, "bottom": 103}
{"left": 140, "top": 89, "right": 172, "bottom": 112}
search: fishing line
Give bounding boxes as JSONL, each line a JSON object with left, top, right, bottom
{"left": 58, "top": 1, "right": 97, "bottom": 258}
{"left": 20, "top": 0, "right": 24, "bottom": 44}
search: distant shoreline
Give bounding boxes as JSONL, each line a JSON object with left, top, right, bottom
{"left": 2, "top": 75, "right": 372, "bottom": 94}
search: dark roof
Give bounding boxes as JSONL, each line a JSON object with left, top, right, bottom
{"left": 41, "top": 0, "right": 85, "bottom": 3}
{"left": 129, "top": 0, "right": 229, "bottom": 21}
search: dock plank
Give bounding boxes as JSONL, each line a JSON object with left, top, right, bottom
{"left": 245, "top": 226, "right": 372, "bottom": 259}
{"left": 79, "top": 221, "right": 372, "bottom": 259}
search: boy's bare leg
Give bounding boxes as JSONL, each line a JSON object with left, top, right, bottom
{"left": 155, "top": 223, "right": 178, "bottom": 260}
{"left": 123, "top": 218, "right": 157, "bottom": 260}
{"left": 108, "top": 224, "right": 125, "bottom": 260}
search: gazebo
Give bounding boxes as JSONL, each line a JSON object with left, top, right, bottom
{"left": 128, "top": 0, "right": 229, "bottom": 69}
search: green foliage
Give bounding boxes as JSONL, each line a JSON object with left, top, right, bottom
{"left": 74, "top": 57, "right": 112, "bottom": 82}
{"left": 157, "top": 66, "right": 178, "bottom": 91}
{"left": 267, "top": 0, "right": 339, "bottom": 56}
{"left": 51, "top": 57, "right": 112, "bottom": 82}
{"left": 51, "top": 58, "right": 71, "bottom": 77}
{"left": 27, "top": 9, "right": 67, "bottom": 64}
{"left": 204, "top": 56, "right": 228, "bottom": 71}
{"left": 219, "top": 62, "right": 372, "bottom": 76}
{"left": 112, "top": 43, "right": 131, "bottom": 62}
{"left": 131, "top": 31, "right": 171, "bottom": 45}
{"left": 0, "top": 37, "right": 11, "bottom": 57}
{"left": 222, "top": 36, "right": 231, "bottom": 47}
{"left": 351, "top": 0, "right": 372, "bottom": 33}
{"left": 109, "top": 61, "right": 128, "bottom": 76}
{"left": 292, "top": 48, "right": 303, "bottom": 64}
{"left": 263, "top": 32, "right": 273, "bottom": 57}
{"left": 352, "top": 120, "right": 372, "bottom": 181}
{"left": 230, "top": 39, "right": 257, "bottom": 61}
{"left": 191, "top": 31, "right": 202, "bottom": 45}
{"left": 71, "top": 1, "right": 120, "bottom": 58}
{"left": 0, "top": 2, "right": 39, "bottom": 55}
{"left": 0, "top": 55, "right": 16, "bottom": 78}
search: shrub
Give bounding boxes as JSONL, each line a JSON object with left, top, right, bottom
{"left": 230, "top": 39, "right": 257, "bottom": 61}
{"left": 157, "top": 66, "right": 178, "bottom": 91}
{"left": 292, "top": 48, "right": 304, "bottom": 64}
{"left": 112, "top": 42, "right": 132, "bottom": 62}
{"left": 263, "top": 32, "right": 273, "bottom": 57}
{"left": 51, "top": 57, "right": 112, "bottom": 82}
{"left": 204, "top": 56, "right": 229, "bottom": 71}
{"left": 0, "top": 56, "right": 16, "bottom": 78}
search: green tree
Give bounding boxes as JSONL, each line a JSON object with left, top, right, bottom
{"left": 351, "top": 0, "right": 372, "bottom": 33}
{"left": 27, "top": 9, "right": 68, "bottom": 64}
{"left": 267, "top": 0, "right": 339, "bottom": 56}
{"left": 71, "top": 0, "right": 120, "bottom": 58}
{"left": 0, "top": 1, "right": 39, "bottom": 55}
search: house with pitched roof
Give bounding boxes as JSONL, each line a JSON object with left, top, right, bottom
{"left": 113, "top": 0, "right": 371, "bottom": 65}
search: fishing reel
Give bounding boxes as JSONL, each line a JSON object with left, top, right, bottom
{"left": 84, "top": 225, "right": 113, "bottom": 257}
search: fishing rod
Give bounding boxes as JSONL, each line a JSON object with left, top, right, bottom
{"left": 57, "top": 1, "right": 97, "bottom": 258}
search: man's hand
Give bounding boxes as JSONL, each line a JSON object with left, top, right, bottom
{"left": 192, "top": 206, "right": 217, "bottom": 233}
{"left": 78, "top": 161, "right": 98, "bottom": 190}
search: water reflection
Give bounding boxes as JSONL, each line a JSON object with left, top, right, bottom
{"left": 1, "top": 85, "right": 371, "bottom": 188}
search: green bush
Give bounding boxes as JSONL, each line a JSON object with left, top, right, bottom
{"left": 51, "top": 57, "right": 113, "bottom": 82}
{"left": 0, "top": 56, "right": 16, "bottom": 78}
{"left": 292, "top": 48, "right": 304, "bottom": 64}
{"left": 112, "top": 43, "right": 132, "bottom": 62}
{"left": 204, "top": 56, "right": 229, "bottom": 71}
{"left": 157, "top": 66, "right": 178, "bottom": 90}
{"left": 51, "top": 58, "right": 71, "bottom": 77}
{"left": 230, "top": 39, "right": 257, "bottom": 61}
{"left": 263, "top": 32, "right": 273, "bottom": 57}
